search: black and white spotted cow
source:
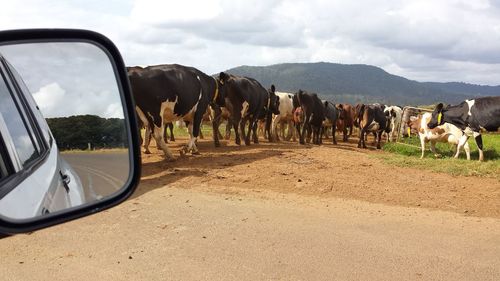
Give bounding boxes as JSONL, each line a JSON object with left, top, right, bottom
{"left": 355, "top": 104, "right": 390, "bottom": 149}
{"left": 217, "top": 72, "right": 279, "bottom": 145}
{"left": 427, "top": 96, "right": 500, "bottom": 161}
{"left": 293, "top": 90, "right": 325, "bottom": 145}
{"left": 128, "top": 64, "right": 225, "bottom": 160}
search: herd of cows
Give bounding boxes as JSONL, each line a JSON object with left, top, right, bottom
{"left": 127, "top": 64, "right": 500, "bottom": 162}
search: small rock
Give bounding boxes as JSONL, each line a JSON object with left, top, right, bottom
{"left": 129, "top": 256, "right": 133, "bottom": 259}
{"left": 297, "top": 179, "right": 302, "bottom": 182}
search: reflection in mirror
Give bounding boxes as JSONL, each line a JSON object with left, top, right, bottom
{"left": 0, "top": 42, "right": 130, "bottom": 220}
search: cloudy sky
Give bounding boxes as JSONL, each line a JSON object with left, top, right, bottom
{"left": 0, "top": 43, "right": 124, "bottom": 118}
{"left": 1, "top": 0, "right": 499, "bottom": 87}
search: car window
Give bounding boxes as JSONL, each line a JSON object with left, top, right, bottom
{"left": 6, "top": 61, "right": 51, "bottom": 146}
{"left": 0, "top": 72, "right": 39, "bottom": 168}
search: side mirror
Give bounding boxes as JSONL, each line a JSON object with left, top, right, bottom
{"left": 0, "top": 29, "right": 140, "bottom": 234}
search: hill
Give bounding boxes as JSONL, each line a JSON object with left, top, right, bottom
{"left": 223, "top": 62, "right": 500, "bottom": 105}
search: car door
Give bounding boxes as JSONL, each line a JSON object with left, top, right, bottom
{"left": 0, "top": 56, "right": 77, "bottom": 219}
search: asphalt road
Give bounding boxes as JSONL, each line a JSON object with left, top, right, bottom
{"left": 62, "top": 151, "right": 129, "bottom": 202}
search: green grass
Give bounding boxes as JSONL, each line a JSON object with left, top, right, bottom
{"left": 376, "top": 133, "right": 500, "bottom": 179}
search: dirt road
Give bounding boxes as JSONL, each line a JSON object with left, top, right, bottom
{"left": 1, "top": 138, "right": 499, "bottom": 280}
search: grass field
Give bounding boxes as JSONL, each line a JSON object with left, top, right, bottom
{"left": 378, "top": 133, "right": 500, "bottom": 179}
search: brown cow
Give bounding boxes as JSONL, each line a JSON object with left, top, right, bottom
{"left": 408, "top": 113, "right": 470, "bottom": 159}
{"left": 336, "top": 103, "right": 355, "bottom": 142}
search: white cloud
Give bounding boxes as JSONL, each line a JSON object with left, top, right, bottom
{"left": 33, "top": 82, "right": 66, "bottom": 115}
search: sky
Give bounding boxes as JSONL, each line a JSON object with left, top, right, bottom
{"left": 0, "top": 43, "right": 124, "bottom": 118}
{"left": 0, "top": 0, "right": 499, "bottom": 88}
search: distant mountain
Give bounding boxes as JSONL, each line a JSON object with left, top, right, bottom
{"left": 223, "top": 62, "right": 500, "bottom": 106}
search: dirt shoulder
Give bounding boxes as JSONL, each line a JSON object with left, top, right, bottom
{"left": 139, "top": 137, "right": 500, "bottom": 218}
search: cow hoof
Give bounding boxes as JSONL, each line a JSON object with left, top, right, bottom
{"left": 144, "top": 150, "right": 151, "bottom": 154}
{"left": 170, "top": 138, "right": 175, "bottom": 142}
{"left": 179, "top": 146, "right": 189, "bottom": 157}
{"left": 214, "top": 142, "right": 221, "bottom": 147}
{"left": 434, "top": 154, "right": 442, "bottom": 158}
{"left": 192, "top": 151, "right": 201, "bottom": 155}
{"left": 235, "top": 139, "right": 241, "bottom": 145}
{"left": 376, "top": 146, "right": 381, "bottom": 149}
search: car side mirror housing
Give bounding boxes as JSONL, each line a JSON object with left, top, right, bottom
{"left": 0, "top": 29, "right": 140, "bottom": 234}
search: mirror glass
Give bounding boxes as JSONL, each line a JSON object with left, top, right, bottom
{"left": 0, "top": 42, "right": 130, "bottom": 220}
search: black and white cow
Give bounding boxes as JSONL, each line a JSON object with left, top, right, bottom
{"left": 322, "top": 101, "right": 343, "bottom": 144}
{"left": 293, "top": 90, "right": 325, "bottom": 145}
{"left": 217, "top": 72, "right": 279, "bottom": 145}
{"left": 427, "top": 96, "right": 500, "bottom": 161}
{"left": 355, "top": 104, "right": 390, "bottom": 149}
{"left": 128, "top": 64, "right": 225, "bottom": 160}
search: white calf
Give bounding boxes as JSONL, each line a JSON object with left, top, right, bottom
{"left": 272, "top": 92, "right": 296, "bottom": 141}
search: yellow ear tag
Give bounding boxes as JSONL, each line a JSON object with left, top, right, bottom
{"left": 437, "top": 112, "right": 442, "bottom": 124}
{"left": 407, "top": 127, "right": 411, "bottom": 137}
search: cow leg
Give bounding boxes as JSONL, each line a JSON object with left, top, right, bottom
{"left": 473, "top": 132, "right": 484, "bottom": 161}
{"left": 252, "top": 120, "right": 259, "bottom": 144}
{"left": 154, "top": 124, "right": 174, "bottom": 160}
{"left": 419, "top": 134, "right": 426, "bottom": 159}
{"left": 136, "top": 107, "right": 152, "bottom": 154}
{"left": 357, "top": 128, "right": 363, "bottom": 148}
{"left": 343, "top": 127, "right": 348, "bottom": 142}
{"left": 184, "top": 106, "right": 206, "bottom": 155}
{"left": 211, "top": 104, "right": 222, "bottom": 147}
{"left": 166, "top": 123, "right": 175, "bottom": 142}
{"left": 239, "top": 116, "right": 247, "bottom": 145}
{"left": 430, "top": 141, "right": 441, "bottom": 158}
{"left": 287, "top": 121, "right": 295, "bottom": 141}
{"left": 281, "top": 121, "right": 286, "bottom": 141}
{"left": 332, "top": 124, "right": 337, "bottom": 145}
{"left": 168, "top": 123, "right": 174, "bottom": 142}
{"left": 240, "top": 114, "right": 250, "bottom": 145}
{"left": 454, "top": 134, "right": 469, "bottom": 160}
{"left": 306, "top": 123, "right": 312, "bottom": 144}
{"left": 376, "top": 131, "right": 382, "bottom": 149}
{"left": 265, "top": 113, "right": 273, "bottom": 142}
{"left": 463, "top": 141, "right": 471, "bottom": 161}
{"left": 272, "top": 114, "right": 281, "bottom": 141}
{"left": 249, "top": 116, "right": 259, "bottom": 144}
{"left": 358, "top": 128, "right": 367, "bottom": 148}
{"left": 144, "top": 126, "right": 152, "bottom": 154}
{"left": 299, "top": 121, "right": 308, "bottom": 145}
{"left": 225, "top": 118, "right": 232, "bottom": 140}
{"left": 232, "top": 116, "right": 241, "bottom": 145}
